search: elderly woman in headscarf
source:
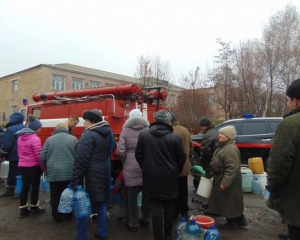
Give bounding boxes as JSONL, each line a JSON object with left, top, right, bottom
{"left": 206, "top": 126, "right": 247, "bottom": 230}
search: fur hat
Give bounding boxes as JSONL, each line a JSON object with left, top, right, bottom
{"left": 154, "top": 110, "right": 172, "bottom": 124}
{"left": 55, "top": 122, "right": 68, "bottom": 131}
{"left": 169, "top": 112, "right": 177, "bottom": 122}
{"left": 200, "top": 117, "right": 211, "bottom": 126}
{"left": 129, "top": 109, "right": 142, "bottom": 118}
{"left": 28, "top": 115, "right": 42, "bottom": 131}
{"left": 82, "top": 109, "right": 103, "bottom": 123}
{"left": 219, "top": 126, "right": 236, "bottom": 140}
{"left": 286, "top": 79, "right": 300, "bottom": 99}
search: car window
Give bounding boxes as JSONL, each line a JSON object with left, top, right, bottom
{"left": 269, "top": 121, "right": 281, "bottom": 133}
{"left": 216, "top": 122, "right": 239, "bottom": 132}
{"left": 241, "top": 122, "right": 266, "bottom": 135}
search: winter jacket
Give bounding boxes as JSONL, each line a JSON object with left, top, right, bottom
{"left": 118, "top": 117, "right": 149, "bottom": 187}
{"left": 171, "top": 121, "right": 193, "bottom": 176}
{"left": 135, "top": 122, "right": 186, "bottom": 200}
{"left": 0, "top": 113, "right": 25, "bottom": 162}
{"left": 40, "top": 128, "right": 77, "bottom": 182}
{"left": 71, "top": 121, "right": 112, "bottom": 202}
{"left": 199, "top": 126, "right": 218, "bottom": 171}
{"left": 17, "top": 128, "right": 42, "bottom": 168}
{"left": 206, "top": 140, "right": 244, "bottom": 218}
{"left": 267, "top": 106, "right": 300, "bottom": 228}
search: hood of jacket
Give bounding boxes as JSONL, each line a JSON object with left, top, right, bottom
{"left": 16, "top": 127, "right": 36, "bottom": 136}
{"left": 149, "top": 122, "right": 173, "bottom": 137}
{"left": 85, "top": 120, "right": 111, "bottom": 138}
{"left": 123, "top": 117, "right": 150, "bottom": 129}
{"left": 5, "top": 112, "right": 24, "bottom": 128}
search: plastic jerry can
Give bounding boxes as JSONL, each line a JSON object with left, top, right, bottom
{"left": 248, "top": 157, "right": 264, "bottom": 174}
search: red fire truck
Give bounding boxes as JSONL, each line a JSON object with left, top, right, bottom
{"left": 20, "top": 84, "right": 168, "bottom": 180}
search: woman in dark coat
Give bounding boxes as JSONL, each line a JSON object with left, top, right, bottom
{"left": 71, "top": 109, "right": 112, "bottom": 240}
{"left": 206, "top": 126, "right": 247, "bottom": 230}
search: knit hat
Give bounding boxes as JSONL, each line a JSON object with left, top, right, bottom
{"left": 55, "top": 122, "right": 68, "bottom": 131}
{"left": 200, "top": 117, "right": 211, "bottom": 126}
{"left": 129, "top": 109, "right": 142, "bottom": 118}
{"left": 219, "top": 126, "right": 236, "bottom": 140}
{"left": 154, "top": 110, "right": 172, "bottom": 124}
{"left": 286, "top": 79, "right": 300, "bottom": 99}
{"left": 169, "top": 112, "right": 177, "bottom": 122}
{"left": 82, "top": 109, "right": 103, "bottom": 123}
{"left": 28, "top": 115, "right": 42, "bottom": 131}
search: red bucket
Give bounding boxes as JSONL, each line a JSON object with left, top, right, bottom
{"left": 191, "top": 215, "right": 215, "bottom": 230}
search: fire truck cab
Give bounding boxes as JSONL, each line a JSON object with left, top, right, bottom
{"left": 20, "top": 84, "right": 168, "bottom": 180}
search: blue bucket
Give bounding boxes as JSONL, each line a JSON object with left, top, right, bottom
{"left": 16, "top": 175, "right": 22, "bottom": 194}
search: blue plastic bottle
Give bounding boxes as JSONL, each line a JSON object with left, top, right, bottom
{"left": 175, "top": 217, "right": 187, "bottom": 240}
{"left": 73, "top": 185, "right": 92, "bottom": 218}
{"left": 137, "top": 191, "right": 142, "bottom": 207}
{"left": 204, "top": 225, "right": 221, "bottom": 240}
{"left": 252, "top": 178, "right": 261, "bottom": 195}
{"left": 58, "top": 184, "right": 75, "bottom": 213}
{"left": 185, "top": 219, "right": 202, "bottom": 235}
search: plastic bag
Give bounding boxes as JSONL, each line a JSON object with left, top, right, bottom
{"left": 40, "top": 172, "right": 50, "bottom": 192}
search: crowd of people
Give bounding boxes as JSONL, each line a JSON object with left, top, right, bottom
{"left": 1, "top": 79, "right": 300, "bottom": 240}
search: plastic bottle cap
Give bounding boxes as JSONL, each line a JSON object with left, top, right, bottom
{"left": 190, "top": 219, "right": 196, "bottom": 225}
{"left": 210, "top": 225, "right": 217, "bottom": 229}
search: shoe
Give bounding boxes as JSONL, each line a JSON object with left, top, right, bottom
{"left": 236, "top": 213, "right": 248, "bottom": 227}
{"left": 126, "top": 224, "right": 139, "bottom": 232}
{"left": 19, "top": 205, "right": 30, "bottom": 218}
{"left": 220, "top": 219, "right": 239, "bottom": 231}
{"left": 12, "top": 194, "right": 20, "bottom": 199}
{"left": 117, "top": 216, "right": 127, "bottom": 223}
{"left": 278, "top": 231, "right": 290, "bottom": 240}
{"left": 30, "top": 206, "right": 46, "bottom": 215}
{"left": 95, "top": 234, "right": 108, "bottom": 240}
{"left": 90, "top": 214, "right": 98, "bottom": 226}
{"left": 139, "top": 219, "right": 150, "bottom": 228}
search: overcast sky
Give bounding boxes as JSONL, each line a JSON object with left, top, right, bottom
{"left": 0, "top": 0, "right": 299, "bottom": 82}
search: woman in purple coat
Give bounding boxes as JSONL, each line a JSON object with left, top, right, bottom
{"left": 118, "top": 109, "right": 151, "bottom": 231}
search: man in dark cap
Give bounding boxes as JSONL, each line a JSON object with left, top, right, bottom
{"left": 0, "top": 112, "right": 25, "bottom": 197}
{"left": 135, "top": 110, "right": 185, "bottom": 240}
{"left": 267, "top": 79, "right": 300, "bottom": 240}
{"left": 199, "top": 117, "right": 218, "bottom": 174}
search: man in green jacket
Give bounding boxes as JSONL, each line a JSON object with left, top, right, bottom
{"left": 267, "top": 79, "right": 300, "bottom": 240}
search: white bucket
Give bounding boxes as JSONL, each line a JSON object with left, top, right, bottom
{"left": 196, "top": 177, "right": 213, "bottom": 199}
{"left": 0, "top": 161, "right": 9, "bottom": 178}
{"left": 253, "top": 172, "right": 267, "bottom": 190}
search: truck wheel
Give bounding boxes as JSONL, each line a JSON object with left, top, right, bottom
{"left": 190, "top": 151, "right": 200, "bottom": 167}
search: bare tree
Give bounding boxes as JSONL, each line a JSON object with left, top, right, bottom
{"left": 134, "top": 55, "right": 152, "bottom": 87}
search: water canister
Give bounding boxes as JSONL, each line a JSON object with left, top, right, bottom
{"left": 0, "top": 161, "right": 9, "bottom": 178}
{"left": 58, "top": 185, "right": 75, "bottom": 213}
{"left": 253, "top": 172, "right": 267, "bottom": 191}
{"left": 252, "top": 178, "right": 261, "bottom": 195}
{"left": 16, "top": 175, "right": 22, "bottom": 194}
{"left": 137, "top": 191, "right": 142, "bottom": 207}
{"left": 73, "top": 185, "right": 92, "bottom": 218}
{"left": 175, "top": 217, "right": 187, "bottom": 240}
{"left": 196, "top": 177, "right": 213, "bottom": 199}
{"left": 241, "top": 167, "right": 253, "bottom": 193}
{"left": 185, "top": 219, "right": 203, "bottom": 238}
{"left": 248, "top": 157, "right": 264, "bottom": 174}
{"left": 204, "top": 225, "right": 221, "bottom": 240}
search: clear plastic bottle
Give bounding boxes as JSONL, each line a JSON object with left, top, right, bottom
{"left": 175, "top": 217, "right": 187, "bottom": 240}
{"left": 252, "top": 178, "right": 261, "bottom": 195}
{"left": 58, "top": 184, "right": 75, "bottom": 213}
{"left": 185, "top": 219, "right": 202, "bottom": 235}
{"left": 137, "top": 191, "right": 142, "bottom": 207}
{"left": 73, "top": 185, "right": 92, "bottom": 218}
{"left": 204, "top": 225, "right": 221, "bottom": 240}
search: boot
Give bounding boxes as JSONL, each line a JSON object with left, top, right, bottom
{"left": 0, "top": 187, "right": 14, "bottom": 197}
{"left": 30, "top": 201, "right": 46, "bottom": 215}
{"left": 19, "top": 204, "right": 30, "bottom": 218}
{"left": 236, "top": 213, "right": 248, "bottom": 227}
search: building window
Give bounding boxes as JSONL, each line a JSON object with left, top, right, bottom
{"left": 52, "top": 74, "right": 66, "bottom": 90}
{"left": 208, "top": 94, "right": 215, "bottom": 103}
{"left": 105, "top": 83, "right": 114, "bottom": 87}
{"left": 11, "top": 105, "right": 18, "bottom": 113}
{"left": 72, "top": 77, "right": 85, "bottom": 90}
{"left": 12, "top": 80, "right": 18, "bottom": 92}
{"left": 90, "top": 81, "right": 101, "bottom": 88}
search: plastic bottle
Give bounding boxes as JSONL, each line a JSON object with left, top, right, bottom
{"left": 204, "top": 225, "right": 221, "bottom": 240}
{"left": 137, "top": 191, "right": 142, "bottom": 207}
{"left": 175, "top": 217, "right": 187, "bottom": 240}
{"left": 58, "top": 184, "right": 75, "bottom": 213}
{"left": 185, "top": 219, "right": 202, "bottom": 235}
{"left": 252, "top": 178, "right": 261, "bottom": 195}
{"left": 73, "top": 185, "right": 92, "bottom": 218}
